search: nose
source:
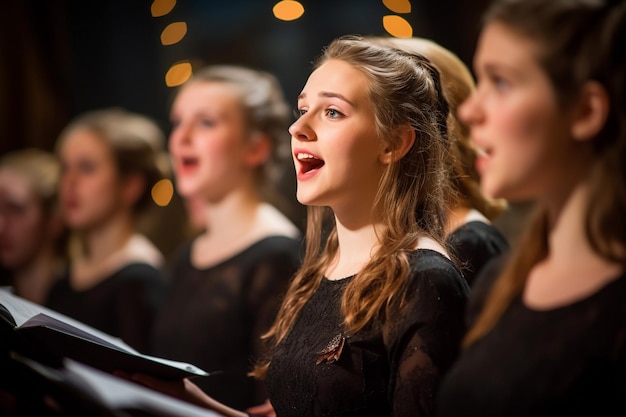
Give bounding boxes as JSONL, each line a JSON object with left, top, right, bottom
{"left": 169, "top": 122, "right": 192, "bottom": 151}
{"left": 457, "top": 90, "right": 483, "bottom": 127}
{"left": 289, "top": 115, "right": 316, "bottom": 142}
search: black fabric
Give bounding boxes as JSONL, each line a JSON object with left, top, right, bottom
{"left": 446, "top": 220, "right": 509, "bottom": 288}
{"left": 436, "top": 266, "right": 626, "bottom": 417}
{"left": 45, "top": 263, "right": 165, "bottom": 353}
{"left": 151, "top": 235, "right": 302, "bottom": 411}
{"left": 265, "top": 249, "right": 470, "bottom": 417}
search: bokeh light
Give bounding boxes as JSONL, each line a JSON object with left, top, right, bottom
{"left": 151, "top": 179, "right": 174, "bottom": 207}
{"left": 273, "top": 1, "right": 305, "bottom": 21}
{"left": 165, "top": 61, "right": 192, "bottom": 87}
{"left": 383, "top": 0, "right": 411, "bottom": 14}
{"left": 161, "top": 21, "right": 187, "bottom": 45}
{"left": 151, "top": 0, "right": 176, "bottom": 17}
{"left": 383, "top": 15, "right": 413, "bottom": 38}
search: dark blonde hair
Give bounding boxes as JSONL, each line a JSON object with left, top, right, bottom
{"left": 252, "top": 35, "right": 451, "bottom": 378}
{"left": 464, "top": 0, "right": 626, "bottom": 347}
{"left": 373, "top": 36, "right": 507, "bottom": 221}
{"left": 56, "top": 107, "right": 169, "bottom": 215}
{"left": 0, "top": 148, "right": 68, "bottom": 260}
{"left": 0, "top": 148, "right": 60, "bottom": 215}
{"left": 179, "top": 65, "right": 292, "bottom": 198}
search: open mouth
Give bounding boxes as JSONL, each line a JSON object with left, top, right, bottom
{"left": 296, "top": 152, "right": 325, "bottom": 174}
{"left": 180, "top": 157, "right": 199, "bottom": 170}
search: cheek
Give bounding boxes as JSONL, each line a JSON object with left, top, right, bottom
{"left": 493, "top": 100, "right": 555, "bottom": 154}
{"left": 207, "top": 136, "right": 248, "bottom": 170}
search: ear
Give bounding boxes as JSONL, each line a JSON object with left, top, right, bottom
{"left": 121, "top": 174, "right": 146, "bottom": 208}
{"left": 244, "top": 131, "right": 272, "bottom": 168}
{"left": 379, "top": 125, "right": 416, "bottom": 164}
{"left": 571, "top": 81, "right": 609, "bottom": 142}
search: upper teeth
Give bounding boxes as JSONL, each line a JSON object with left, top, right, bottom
{"left": 297, "top": 153, "right": 316, "bottom": 160}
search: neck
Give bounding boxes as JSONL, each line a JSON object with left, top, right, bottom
{"left": 326, "top": 215, "right": 382, "bottom": 280}
{"left": 201, "top": 187, "right": 262, "bottom": 241}
{"left": 79, "top": 212, "right": 135, "bottom": 265}
{"left": 547, "top": 178, "right": 596, "bottom": 262}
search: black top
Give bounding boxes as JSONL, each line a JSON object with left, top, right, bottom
{"left": 265, "top": 249, "right": 470, "bottom": 417}
{"left": 446, "top": 220, "right": 509, "bottom": 287}
{"left": 436, "top": 263, "right": 626, "bottom": 417}
{"left": 45, "top": 263, "right": 165, "bottom": 353}
{"left": 151, "top": 235, "right": 302, "bottom": 411}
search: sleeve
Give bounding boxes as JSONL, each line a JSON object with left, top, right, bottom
{"left": 244, "top": 243, "right": 302, "bottom": 403}
{"left": 386, "top": 258, "right": 470, "bottom": 417}
{"left": 465, "top": 253, "right": 508, "bottom": 327}
{"left": 114, "top": 265, "right": 166, "bottom": 353}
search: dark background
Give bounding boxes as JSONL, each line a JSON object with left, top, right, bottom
{"left": 3, "top": 0, "right": 535, "bottom": 260}
{"left": 1, "top": 0, "right": 489, "bottom": 155}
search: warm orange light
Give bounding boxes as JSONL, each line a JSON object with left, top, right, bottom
{"left": 383, "top": 15, "right": 413, "bottom": 38}
{"left": 151, "top": 179, "right": 174, "bottom": 207}
{"left": 165, "top": 61, "right": 192, "bottom": 87}
{"left": 151, "top": 0, "right": 176, "bottom": 17}
{"left": 273, "top": 1, "right": 305, "bottom": 21}
{"left": 382, "top": 0, "right": 411, "bottom": 14}
{"left": 161, "top": 22, "right": 187, "bottom": 45}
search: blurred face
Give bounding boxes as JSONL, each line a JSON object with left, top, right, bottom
{"left": 458, "top": 22, "right": 576, "bottom": 202}
{"left": 168, "top": 80, "right": 255, "bottom": 201}
{"left": 59, "top": 129, "right": 123, "bottom": 230}
{"left": 0, "top": 169, "right": 48, "bottom": 269}
{"left": 289, "top": 59, "right": 385, "bottom": 217}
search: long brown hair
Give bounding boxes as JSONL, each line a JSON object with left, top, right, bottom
{"left": 464, "top": 0, "right": 626, "bottom": 347}
{"left": 371, "top": 36, "right": 507, "bottom": 221}
{"left": 252, "top": 35, "right": 451, "bottom": 378}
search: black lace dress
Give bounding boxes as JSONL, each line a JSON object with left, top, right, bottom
{"left": 446, "top": 220, "right": 509, "bottom": 287}
{"left": 151, "top": 236, "right": 303, "bottom": 410}
{"left": 436, "top": 263, "right": 626, "bottom": 417}
{"left": 265, "top": 249, "right": 470, "bottom": 417}
{"left": 45, "top": 263, "right": 165, "bottom": 353}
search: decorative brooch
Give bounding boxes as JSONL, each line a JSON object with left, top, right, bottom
{"left": 315, "top": 333, "right": 346, "bottom": 365}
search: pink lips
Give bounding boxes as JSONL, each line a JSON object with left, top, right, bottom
{"left": 177, "top": 157, "right": 199, "bottom": 176}
{"left": 293, "top": 148, "right": 324, "bottom": 180}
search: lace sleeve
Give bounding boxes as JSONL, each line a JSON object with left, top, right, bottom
{"left": 244, "top": 243, "right": 301, "bottom": 403}
{"left": 386, "top": 258, "right": 469, "bottom": 417}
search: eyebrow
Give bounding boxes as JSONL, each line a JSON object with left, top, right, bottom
{"left": 297, "top": 91, "right": 355, "bottom": 106}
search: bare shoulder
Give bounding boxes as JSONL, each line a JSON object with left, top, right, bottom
{"left": 123, "top": 234, "right": 165, "bottom": 268}
{"left": 254, "top": 203, "right": 301, "bottom": 240}
{"left": 416, "top": 235, "right": 451, "bottom": 260}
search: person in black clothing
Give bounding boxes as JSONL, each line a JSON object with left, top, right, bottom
{"left": 135, "top": 35, "right": 470, "bottom": 417}
{"left": 150, "top": 65, "right": 302, "bottom": 412}
{"left": 46, "top": 108, "right": 167, "bottom": 354}
{"left": 370, "top": 36, "right": 509, "bottom": 287}
{"left": 436, "top": 0, "right": 626, "bottom": 415}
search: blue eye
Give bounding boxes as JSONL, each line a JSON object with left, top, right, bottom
{"left": 326, "top": 108, "right": 344, "bottom": 119}
{"left": 492, "top": 76, "right": 509, "bottom": 92}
